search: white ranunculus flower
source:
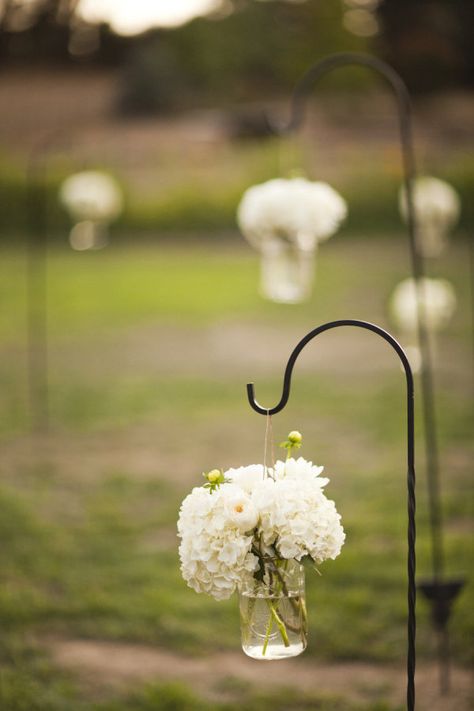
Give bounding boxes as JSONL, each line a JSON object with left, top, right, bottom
{"left": 389, "top": 277, "right": 457, "bottom": 334}
{"left": 399, "top": 176, "right": 460, "bottom": 258}
{"left": 237, "top": 177, "right": 347, "bottom": 250}
{"left": 60, "top": 171, "right": 123, "bottom": 222}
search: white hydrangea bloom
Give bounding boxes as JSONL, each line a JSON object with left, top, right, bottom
{"left": 177, "top": 484, "right": 258, "bottom": 601}
{"left": 237, "top": 177, "right": 347, "bottom": 250}
{"left": 390, "top": 277, "right": 457, "bottom": 333}
{"left": 399, "top": 176, "right": 460, "bottom": 257}
{"left": 60, "top": 171, "right": 123, "bottom": 222}
{"left": 252, "top": 477, "right": 345, "bottom": 563}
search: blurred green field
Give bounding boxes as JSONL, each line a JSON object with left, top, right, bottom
{"left": 1, "top": 126, "right": 473, "bottom": 238}
{"left": 0, "top": 237, "right": 472, "bottom": 710}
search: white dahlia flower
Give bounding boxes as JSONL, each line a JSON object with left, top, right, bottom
{"left": 274, "top": 456, "right": 328, "bottom": 485}
{"left": 225, "top": 464, "right": 265, "bottom": 494}
{"left": 399, "top": 176, "right": 460, "bottom": 257}
{"left": 177, "top": 484, "right": 258, "bottom": 601}
{"left": 389, "top": 277, "right": 457, "bottom": 333}
{"left": 237, "top": 177, "right": 347, "bottom": 250}
{"left": 60, "top": 171, "right": 123, "bottom": 222}
{"left": 224, "top": 490, "right": 259, "bottom": 533}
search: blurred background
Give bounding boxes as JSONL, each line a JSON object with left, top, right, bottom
{"left": 0, "top": 1, "right": 472, "bottom": 710}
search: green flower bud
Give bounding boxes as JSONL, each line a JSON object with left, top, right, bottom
{"left": 207, "top": 469, "right": 221, "bottom": 484}
{"left": 288, "top": 431, "right": 302, "bottom": 445}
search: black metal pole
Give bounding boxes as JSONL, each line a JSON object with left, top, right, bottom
{"left": 264, "top": 52, "right": 464, "bottom": 690}
{"left": 246, "top": 319, "right": 416, "bottom": 711}
{"left": 25, "top": 130, "right": 70, "bottom": 433}
{"left": 26, "top": 151, "right": 50, "bottom": 432}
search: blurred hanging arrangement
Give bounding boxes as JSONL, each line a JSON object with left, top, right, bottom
{"left": 59, "top": 170, "right": 123, "bottom": 250}
{"left": 237, "top": 177, "right": 347, "bottom": 303}
{"left": 389, "top": 277, "right": 457, "bottom": 373}
{"left": 399, "top": 176, "right": 460, "bottom": 259}
{"left": 390, "top": 175, "right": 460, "bottom": 371}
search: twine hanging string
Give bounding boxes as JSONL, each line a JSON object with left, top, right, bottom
{"left": 263, "top": 411, "right": 276, "bottom": 479}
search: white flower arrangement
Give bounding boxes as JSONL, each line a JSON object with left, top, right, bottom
{"left": 236, "top": 177, "right": 347, "bottom": 304}
{"left": 177, "top": 432, "right": 345, "bottom": 603}
{"left": 177, "top": 483, "right": 259, "bottom": 601}
{"left": 389, "top": 277, "right": 457, "bottom": 334}
{"left": 237, "top": 177, "right": 347, "bottom": 251}
{"left": 60, "top": 170, "right": 123, "bottom": 223}
{"left": 399, "top": 176, "right": 460, "bottom": 258}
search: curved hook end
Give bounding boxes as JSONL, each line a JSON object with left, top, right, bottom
{"left": 246, "top": 383, "right": 269, "bottom": 415}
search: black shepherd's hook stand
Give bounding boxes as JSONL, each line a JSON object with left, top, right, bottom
{"left": 246, "top": 319, "right": 416, "bottom": 711}
{"left": 264, "top": 52, "right": 464, "bottom": 693}
{"left": 26, "top": 130, "right": 71, "bottom": 432}
{"left": 26, "top": 139, "right": 53, "bottom": 433}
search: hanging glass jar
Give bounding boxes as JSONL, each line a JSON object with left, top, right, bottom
{"left": 239, "top": 557, "right": 307, "bottom": 660}
{"left": 260, "top": 238, "right": 316, "bottom": 304}
{"left": 69, "top": 220, "right": 109, "bottom": 251}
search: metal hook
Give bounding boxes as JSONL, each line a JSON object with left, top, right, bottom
{"left": 247, "top": 318, "right": 414, "bottom": 412}
{"left": 246, "top": 319, "right": 416, "bottom": 711}
{"left": 264, "top": 53, "right": 426, "bottom": 322}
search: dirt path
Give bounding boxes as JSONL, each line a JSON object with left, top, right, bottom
{"left": 48, "top": 637, "right": 472, "bottom": 710}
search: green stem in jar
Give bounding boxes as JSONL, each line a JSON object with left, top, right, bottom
{"left": 261, "top": 602, "right": 275, "bottom": 656}
{"left": 269, "top": 600, "right": 290, "bottom": 648}
{"left": 267, "top": 560, "right": 308, "bottom": 644}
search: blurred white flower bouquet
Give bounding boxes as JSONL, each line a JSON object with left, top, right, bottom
{"left": 59, "top": 170, "right": 123, "bottom": 251}
{"left": 389, "top": 276, "right": 457, "bottom": 372}
{"left": 399, "top": 176, "right": 460, "bottom": 258}
{"left": 237, "top": 178, "right": 347, "bottom": 303}
{"left": 177, "top": 432, "right": 345, "bottom": 660}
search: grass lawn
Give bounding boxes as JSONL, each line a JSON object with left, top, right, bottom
{"left": 0, "top": 236, "right": 472, "bottom": 710}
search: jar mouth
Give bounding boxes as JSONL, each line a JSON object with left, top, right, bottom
{"left": 240, "top": 558, "right": 305, "bottom": 589}
{"left": 258, "top": 556, "right": 303, "bottom": 565}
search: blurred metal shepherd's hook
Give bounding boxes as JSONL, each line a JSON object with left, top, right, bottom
{"left": 26, "top": 129, "right": 72, "bottom": 433}
{"left": 262, "top": 52, "right": 465, "bottom": 695}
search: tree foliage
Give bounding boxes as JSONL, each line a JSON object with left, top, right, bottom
{"left": 0, "top": 0, "right": 472, "bottom": 109}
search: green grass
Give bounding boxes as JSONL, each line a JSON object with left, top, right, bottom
{"left": 1, "top": 232, "right": 472, "bottom": 342}
{"left": 95, "top": 682, "right": 401, "bottom": 711}
{"left": 0, "top": 238, "right": 472, "bottom": 709}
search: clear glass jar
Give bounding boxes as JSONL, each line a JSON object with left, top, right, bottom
{"left": 239, "top": 558, "right": 307, "bottom": 660}
{"left": 69, "top": 220, "right": 108, "bottom": 251}
{"left": 259, "top": 240, "right": 315, "bottom": 304}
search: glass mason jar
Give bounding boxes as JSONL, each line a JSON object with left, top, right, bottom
{"left": 259, "top": 239, "right": 315, "bottom": 304}
{"left": 69, "top": 220, "right": 109, "bottom": 251}
{"left": 239, "top": 558, "right": 307, "bottom": 660}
